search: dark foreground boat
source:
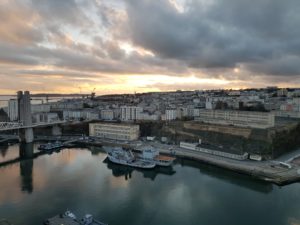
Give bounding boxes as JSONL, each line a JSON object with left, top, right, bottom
{"left": 44, "top": 210, "right": 108, "bottom": 225}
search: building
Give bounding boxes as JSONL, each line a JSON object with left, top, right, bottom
{"left": 120, "top": 106, "right": 142, "bottom": 121}
{"left": 32, "top": 113, "right": 59, "bottom": 123}
{"left": 8, "top": 99, "right": 18, "bottom": 121}
{"left": 89, "top": 123, "right": 140, "bottom": 141}
{"left": 100, "top": 109, "right": 114, "bottom": 120}
{"left": 195, "top": 109, "right": 275, "bottom": 129}
{"left": 31, "top": 104, "right": 51, "bottom": 113}
{"left": 63, "top": 109, "right": 99, "bottom": 121}
{"left": 17, "top": 91, "right": 32, "bottom": 126}
{"left": 165, "top": 108, "right": 177, "bottom": 121}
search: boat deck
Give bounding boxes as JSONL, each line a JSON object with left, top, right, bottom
{"left": 154, "top": 155, "right": 175, "bottom": 161}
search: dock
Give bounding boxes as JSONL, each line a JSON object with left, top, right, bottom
{"left": 146, "top": 142, "right": 300, "bottom": 185}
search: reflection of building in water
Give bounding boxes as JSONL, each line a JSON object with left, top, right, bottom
{"left": 19, "top": 143, "right": 34, "bottom": 193}
{"left": 0, "top": 145, "right": 9, "bottom": 158}
{"left": 105, "top": 158, "right": 176, "bottom": 181}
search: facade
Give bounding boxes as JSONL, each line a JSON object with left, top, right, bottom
{"left": 63, "top": 110, "right": 99, "bottom": 121}
{"left": 195, "top": 109, "right": 275, "bottom": 129}
{"left": 8, "top": 99, "right": 18, "bottom": 121}
{"left": 89, "top": 123, "right": 140, "bottom": 141}
{"left": 120, "top": 106, "right": 142, "bottom": 121}
{"left": 165, "top": 109, "right": 177, "bottom": 121}
{"left": 100, "top": 109, "right": 114, "bottom": 120}
{"left": 31, "top": 104, "right": 51, "bottom": 113}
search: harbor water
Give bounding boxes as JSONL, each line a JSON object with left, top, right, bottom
{"left": 0, "top": 144, "right": 300, "bottom": 225}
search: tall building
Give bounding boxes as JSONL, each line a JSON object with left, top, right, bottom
{"left": 17, "top": 91, "right": 32, "bottom": 126}
{"left": 8, "top": 99, "right": 18, "bottom": 121}
{"left": 120, "top": 106, "right": 142, "bottom": 121}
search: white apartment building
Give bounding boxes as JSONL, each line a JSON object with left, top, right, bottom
{"left": 120, "top": 106, "right": 143, "bottom": 121}
{"left": 195, "top": 109, "right": 275, "bottom": 129}
{"left": 165, "top": 109, "right": 177, "bottom": 121}
{"left": 8, "top": 99, "right": 18, "bottom": 121}
{"left": 100, "top": 109, "right": 114, "bottom": 120}
{"left": 63, "top": 110, "right": 99, "bottom": 121}
{"left": 89, "top": 123, "right": 140, "bottom": 141}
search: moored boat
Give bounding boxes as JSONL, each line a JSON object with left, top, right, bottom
{"left": 106, "top": 147, "right": 156, "bottom": 169}
{"left": 38, "top": 141, "right": 64, "bottom": 151}
{"left": 135, "top": 146, "right": 175, "bottom": 167}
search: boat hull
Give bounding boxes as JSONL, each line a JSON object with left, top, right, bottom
{"left": 107, "top": 155, "right": 156, "bottom": 169}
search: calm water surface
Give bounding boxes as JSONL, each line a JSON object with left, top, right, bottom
{"left": 0, "top": 144, "right": 300, "bottom": 225}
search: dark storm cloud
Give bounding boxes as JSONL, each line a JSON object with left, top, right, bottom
{"left": 29, "top": 0, "right": 93, "bottom": 27}
{"left": 125, "top": 0, "right": 300, "bottom": 75}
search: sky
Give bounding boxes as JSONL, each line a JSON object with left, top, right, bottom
{"left": 0, "top": 0, "right": 300, "bottom": 95}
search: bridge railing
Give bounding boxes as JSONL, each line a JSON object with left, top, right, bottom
{"left": 0, "top": 120, "right": 66, "bottom": 131}
{"left": 0, "top": 122, "right": 23, "bottom": 130}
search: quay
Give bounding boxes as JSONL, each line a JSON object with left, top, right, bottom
{"left": 143, "top": 142, "right": 300, "bottom": 185}
{"left": 77, "top": 136, "right": 300, "bottom": 186}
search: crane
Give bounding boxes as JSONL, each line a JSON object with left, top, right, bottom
{"left": 91, "top": 88, "right": 96, "bottom": 100}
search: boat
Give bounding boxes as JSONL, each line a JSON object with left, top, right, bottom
{"left": 44, "top": 211, "right": 108, "bottom": 225}
{"left": 135, "top": 146, "right": 176, "bottom": 167}
{"left": 38, "top": 141, "right": 64, "bottom": 151}
{"left": 80, "top": 214, "right": 108, "bottom": 225}
{"left": 64, "top": 210, "right": 77, "bottom": 220}
{"left": 106, "top": 147, "right": 156, "bottom": 169}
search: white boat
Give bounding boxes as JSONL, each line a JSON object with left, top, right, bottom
{"left": 63, "top": 210, "right": 77, "bottom": 220}
{"left": 136, "top": 146, "right": 175, "bottom": 167}
{"left": 106, "top": 147, "right": 156, "bottom": 169}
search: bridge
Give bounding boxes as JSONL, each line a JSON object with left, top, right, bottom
{"left": 0, "top": 120, "right": 67, "bottom": 131}
{"left": 0, "top": 91, "right": 71, "bottom": 143}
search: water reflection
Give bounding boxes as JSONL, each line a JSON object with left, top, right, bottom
{"left": 104, "top": 158, "right": 176, "bottom": 181}
{"left": 19, "top": 143, "right": 34, "bottom": 193}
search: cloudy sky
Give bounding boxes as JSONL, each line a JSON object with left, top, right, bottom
{"left": 0, "top": 0, "right": 300, "bottom": 94}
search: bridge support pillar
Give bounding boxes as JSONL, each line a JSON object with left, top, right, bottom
{"left": 19, "top": 128, "right": 34, "bottom": 143}
{"left": 52, "top": 125, "right": 62, "bottom": 136}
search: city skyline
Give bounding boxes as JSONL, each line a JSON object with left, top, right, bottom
{"left": 1, "top": 0, "right": 300, "bottom": 95}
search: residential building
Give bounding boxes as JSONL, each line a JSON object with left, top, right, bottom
{"left": 120, "top": 106, "right": 142, "bottom": 121}
{"left": 195, "top": 109, "right": 275, "bottom": 129}
{"left": 8, "top": 99, "right": 18, "bottom": 121}
{"left": 100, "top": 109, "right": 114, "bottom": 120}
{"left": 165, "top": 108, "right": 177, "bottom": 121}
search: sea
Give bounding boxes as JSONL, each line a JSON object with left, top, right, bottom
{"left": 0, "top": 143, "right": 299, "bottom": 225}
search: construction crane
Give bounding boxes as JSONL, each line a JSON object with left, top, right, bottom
{"left": 91, "top": 88, "right": 96, "bottom": 100}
